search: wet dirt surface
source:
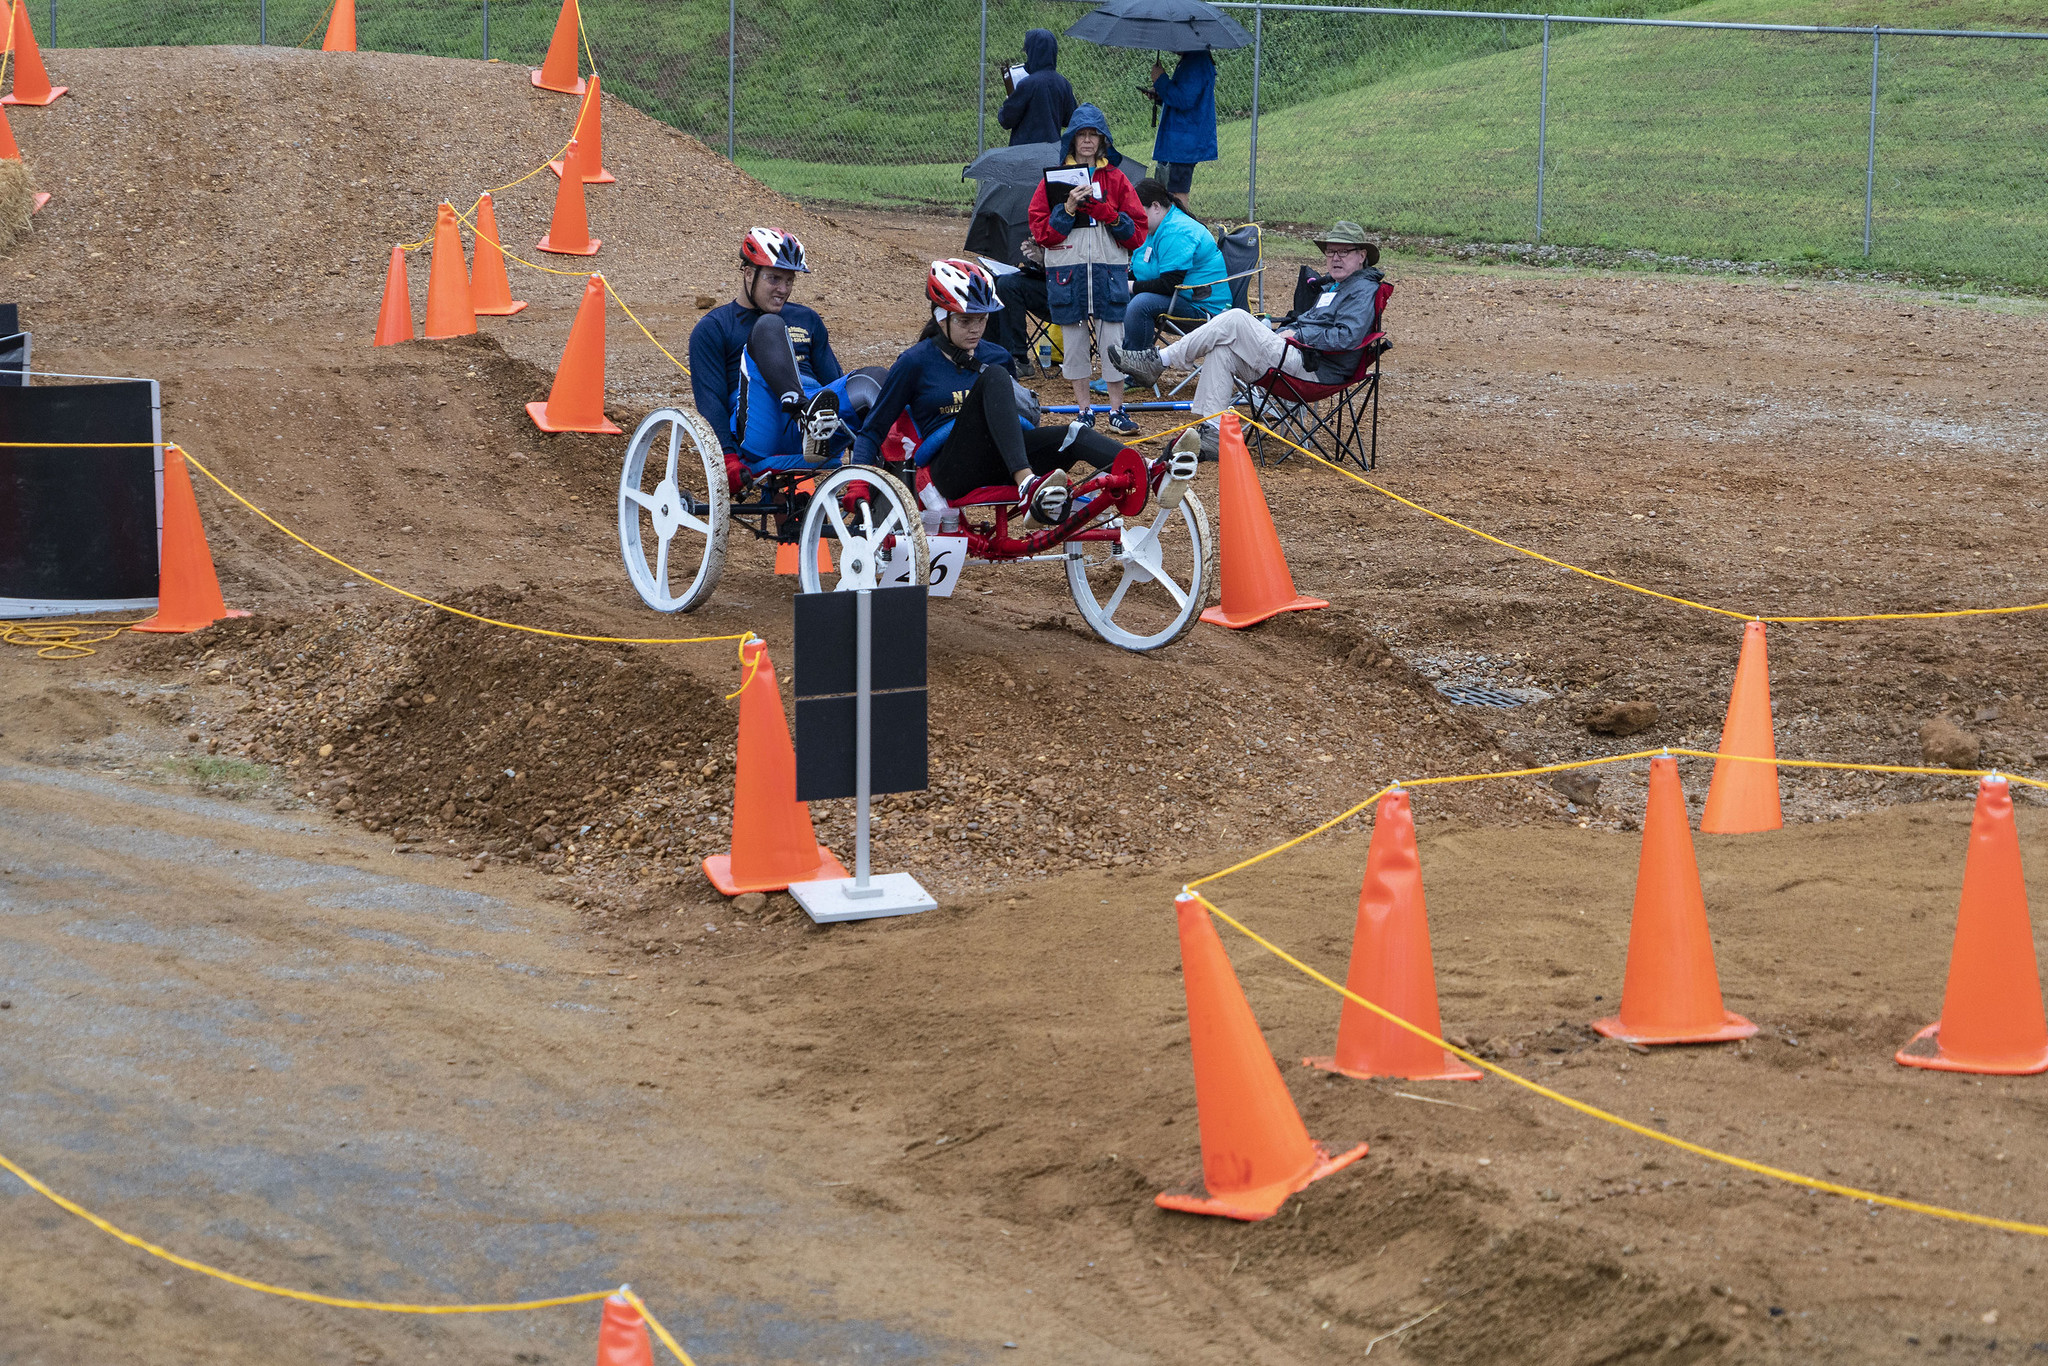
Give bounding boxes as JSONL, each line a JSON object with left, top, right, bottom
{"left": 6, "top": 43, "right": 2048, "bottom": 1364}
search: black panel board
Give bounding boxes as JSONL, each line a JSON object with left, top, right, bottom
{"left": 0, "top": 305, "right": 21, "bottom": 336}
{"left": 793, "top": 585, "right": 927, "bottom": 697}
{"left": 0, "top": 381, "right": 158, "bottom": 600}
{"left": 0, "top": 333, "right": 28, "bottom": 387}
{"left": 794, "top": 689, "right": 929, "bottom": 801}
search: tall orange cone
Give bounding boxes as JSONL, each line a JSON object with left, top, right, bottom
{"left": 550, "top": 73, "right": 616, "bottom": 184}
{"left": 1199, "top": 413, "right": 1326, "bottom": 629}
{"left": 530, "top": 0, "right": 587, "bottom": 94}
{"left": 525, "top": 275, "right": 622, "bottom": 434}
{"left": 0, "top": 99, "right": 18, "bottom": 159}
{"left": 535, "top": 141, "right": 601, "bottom": 256}
{"left": 421, "top": 203, "right": 476, "bottom": 340}
{"left": 1897, "top": 776, "right": 2048, "bottom": 1074}
{"left": 133, "top": 447, "right": 248, "bottom": 634}
{"left": 594, "top": 1290, "right": 654, "bottom": 1366}
{"left": 1699, "top": 620, "right": 1782, "bottom": 833}
{"left": 2, "top": 1, "right": 65, "bottom": 107}
{"left": 1158, "top": 895, "right": 1367, "bottom": 1221}
{"left": 468, "top": 193, "right": 527, "bottom": 317}
{"left": 371, "top": 244, "right": 414, "bottom": 346}
{"left": 320, "top": 0, "right": 356, "bottom": 51}
{"left": 702, "top": 638, "right": 848, "bottom": 895}
{"left": 1305, "top": 789, "right": 1481, "bottom": 1082}
{"left": 1591, "top": 756, "right": 1757, "bottom": 1045}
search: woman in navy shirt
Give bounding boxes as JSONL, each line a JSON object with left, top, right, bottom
{"left": 854, "top": 261, "right": 1130, "bottom": 521}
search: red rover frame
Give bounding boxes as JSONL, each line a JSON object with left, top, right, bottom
{"left": 618, "top": 410, "right": 1215, "bottom": 653}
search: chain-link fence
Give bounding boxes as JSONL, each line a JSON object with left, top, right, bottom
{"left": 32, "top": 0, "right": 2048, "bottom": 288}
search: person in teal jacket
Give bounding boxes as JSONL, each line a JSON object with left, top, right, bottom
{"left": 1123, "top": 179, "right": 1229, "bottom": 350}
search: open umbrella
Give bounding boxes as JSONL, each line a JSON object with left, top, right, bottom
{"left": 1065, "top": 0, "right": 1252, "bottom": 52}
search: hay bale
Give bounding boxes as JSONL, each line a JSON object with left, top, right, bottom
{"left": 0, "top": 158, "right": 36, "bottom": 252}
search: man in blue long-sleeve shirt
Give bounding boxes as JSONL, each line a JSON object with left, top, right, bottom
{"left": 688, "top": 227, "right": 883, "bottom": 480}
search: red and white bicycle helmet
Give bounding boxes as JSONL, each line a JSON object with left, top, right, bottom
{"left": 740, "top": 226, "right": 810, "bottom": 274}
{"left": 926, "top": 258, "right": 1001, "bottom": 316}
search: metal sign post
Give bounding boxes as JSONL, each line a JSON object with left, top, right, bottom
{"left": 790, "top": 585, "right": 935, "bottom": 923}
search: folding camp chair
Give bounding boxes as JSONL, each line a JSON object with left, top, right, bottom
{"left": 1242, "top": 278, "right": 1392, "bottom": 471}
{"left": 1150, "top": 223, "right": 1264, "bottom": 399}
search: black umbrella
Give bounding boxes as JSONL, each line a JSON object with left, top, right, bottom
{"left": 1065, "top": 0, "right": 1252, "bottom": 53}
{"left": 962, "top": 141, "right": 1141, "bottom": 189}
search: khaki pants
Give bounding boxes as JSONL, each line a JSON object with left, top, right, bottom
{"left": 1159, "top": 310, "right": 1315, "bottom": 424}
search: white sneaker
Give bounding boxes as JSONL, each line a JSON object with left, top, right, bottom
{"left": 1023, "top": 470, "right": 1071, "bottom": 529}
{"left": 1154, "top": 434, "right": 1201, "bottom": 514}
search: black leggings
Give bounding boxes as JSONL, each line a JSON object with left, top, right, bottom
{"left": 746, "top": 313, "right": 884, "bottom": 414}
{"left": 928, "top": 368, "right": 1127, "bottom": 500}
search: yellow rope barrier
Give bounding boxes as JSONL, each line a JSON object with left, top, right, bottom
{"left": 1181, "top": 747, "right": 2048, "bottom": 1237}
{"left": 0, "top": 1145, "right": 699, "bottom": 1360}
{"left": 0, "top": 618, "right": 144, "bottom": 659}
{"left": 1238, "top": 415, "right": 2048, "bottom": 626}
{"left": 174, "top": 446, "right": 749, "bottom": 649}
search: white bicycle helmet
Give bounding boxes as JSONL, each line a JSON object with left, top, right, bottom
{"left": 741, "top": 226, "right": 810, "bottom": 273}
{"left": 927, "top": 258, "right": 1001, "bottom": 320}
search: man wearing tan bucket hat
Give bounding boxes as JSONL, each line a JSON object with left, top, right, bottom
{"left": 1112, "top": 220, "right": 1383, "bottom": 458}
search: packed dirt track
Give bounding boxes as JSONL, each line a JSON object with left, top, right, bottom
{"left": 7, "top": 41, "right": 2048, "bottom": 1364}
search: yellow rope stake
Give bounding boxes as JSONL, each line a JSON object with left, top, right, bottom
{"left": 1185, "top": 891, "right": 2048, "bottom": 1239}
{"left": 1241, "top": 415, "right": 2048, "bottom": 625}
{"left": 724, "top": 633, "right": 764, "bottom": 698}
{"left": 174, "top": 446, "right": 750, "bottom": 649}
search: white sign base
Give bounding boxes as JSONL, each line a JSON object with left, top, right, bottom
{"left": 788, "top": 871, "right": 937, "bottom": 924}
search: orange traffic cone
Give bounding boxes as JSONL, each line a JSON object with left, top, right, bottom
{"left": 371, "top": 244, "right": 413, "bottom": 346}
{"left": 321, "top": 0, "right": 356, "bottom": 51}
{"left": 1897, "top": 776, "right": 2048, "bottom": 1074}
{"left": 702, "top": 638, "right": 848, "bottom": 895}
{"left": 1305, "top": 789, "right": 1481, "bottom": 1082}
{"left": 525, "top": 275, "right": 622, "bottom": 435}
{"left": 421, "top": 203, "right": 476, "bottom": 340}
{"left": 133, "top": 447, "right": 249, "bottom": 634}
{"left": 1199, "top": 413, "right": 1326, "bottom": 629}
{"left": 1591, "top": 755, "right": 1757, "bottom": 1045}
{"left": 1158, "top": 895, "right": 1367, "bottom": 1221}
{"left": 2, "top": 1, "right": 65, "bottom": 107}
{"left": 1700, "top": 620, "right": 1782, "bottom": 833}
{"left": 0, "top": 99, "right": 17, "bottom": 158}
{"left": 535, "top": 141, "right": 601, "bottom": 256}
{"left": 550, "top": 73, "right": 616, "bottom": 184}
{"left": 594, "top": 1291, "right": 653, "bottom": 1366}
{"left": 773, "top": 541, "right": 835, "bottom": 575}
{"left": 469, "top": 193, "right": 527, "bottom": 317}
{"left": 530, "top": 0, "right": 587, "bottom": 94}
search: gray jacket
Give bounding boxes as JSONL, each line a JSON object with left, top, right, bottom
{"left": 1290, "top": 266, "right": 1384, "bottom": 384}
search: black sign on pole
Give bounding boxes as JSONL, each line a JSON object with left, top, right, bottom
{"left": 793, "top": 585, "right": 928, "bottom": 802}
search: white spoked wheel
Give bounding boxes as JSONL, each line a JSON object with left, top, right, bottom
{"left": 618, "top": 407, "right": 728, "bottom": 613}
{"left": 797, "top": 466, "right": 930, "bottom": 593}
{"left": 1065, "top": 491, "right": 1215, "bottom": 651}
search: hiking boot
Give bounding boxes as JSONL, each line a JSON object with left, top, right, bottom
{"left": 1023, "top": 470, "right": 1071, "bottom": 529}
{"left": 1105, "top": 407, "right": 1141, "bottom": 437}
{"left": 1108, "top": 345, "right": 1166, "bottom": 387}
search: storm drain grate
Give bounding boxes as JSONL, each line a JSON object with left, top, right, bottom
{"left": 1436, "top": 683, "right": 1529, "bottom": 708}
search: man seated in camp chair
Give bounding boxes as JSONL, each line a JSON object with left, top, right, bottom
{"left": 686, "top": 227, "right": 887, "bottom": 485}
{"left": 1111, "top": 220, "right": 1383, "bottom": 459}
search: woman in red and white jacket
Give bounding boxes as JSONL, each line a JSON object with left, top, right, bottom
{"left": 1027, "top": 104, "right": 1148, "bottom": 436}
